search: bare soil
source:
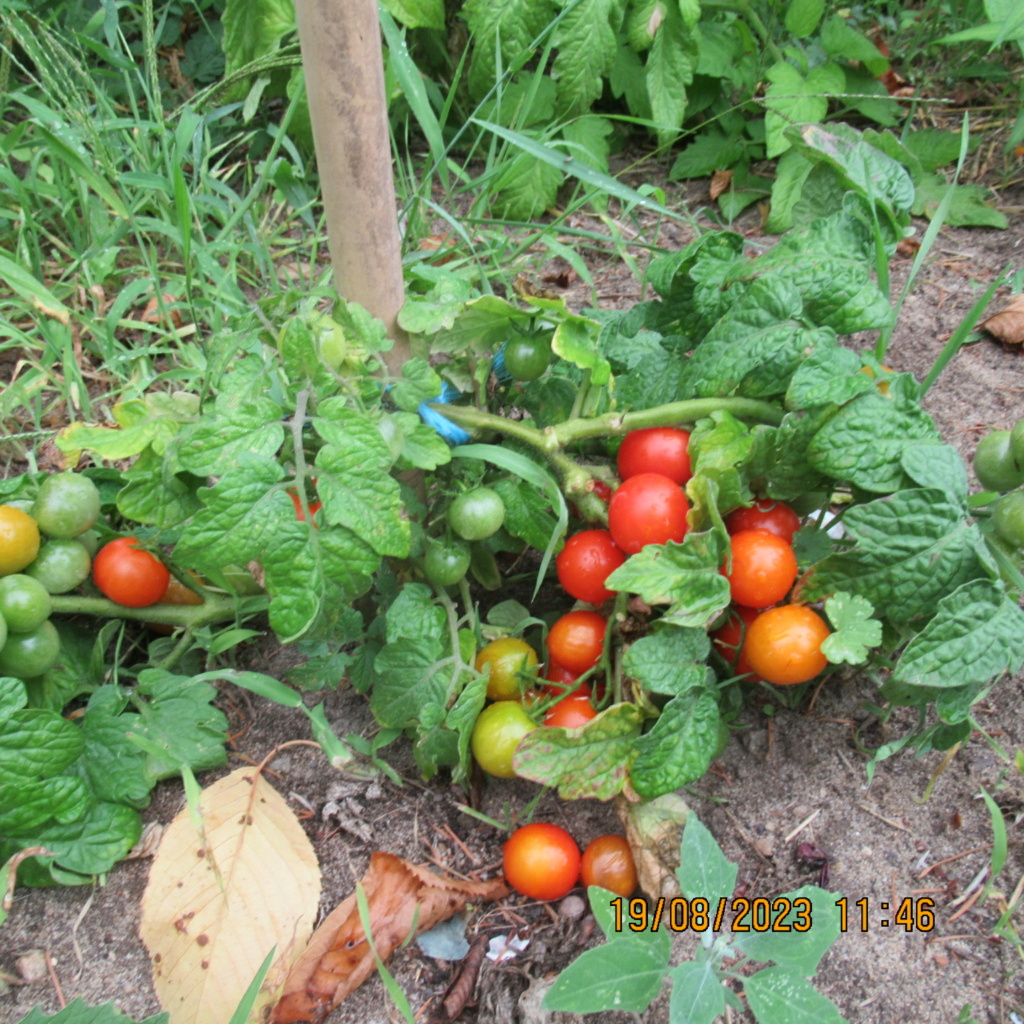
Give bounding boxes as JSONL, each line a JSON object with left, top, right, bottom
{"left": 2, "top": 190, "right": 1023, "bottom": 1024}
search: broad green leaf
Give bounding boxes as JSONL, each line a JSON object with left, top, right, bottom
{"left": 819, "top": 15, "right": 889, "bottom": 74}
{"left": 32, "top": 800, "right": 141, "bottom": 883}
{"left": 798, "top": 489, "right": 987, "bottom": 623}
{"left": 445, "top": 669, "right": 489, "bottom": 784}
{"left": 785, "top": 348, "right": 875, "bottom": 410}
{"left": 16, "top": 997, "right": 168, "bottom": 1023}
{"left": 116, "top": 449, "right": 202, "bottom": 529}
{"left": 222, "top": 0, "right": 295, "bottom": 77}
{"left": 0, "top": 248, "right": 71, "bottom": 323}
{"left": 900, "top": 443, "right": 968, "bottom": 502}
{"left": 463, "top": 0, "right": 559, "bottom": 99}
{"left": 785, "top": 0, "right": 825, "bottom": 38}
{"left": 0, "top": 776, "right": 88, "bottom": 835}
{"left": 622, "top": 628, "right": 710, "bottom": 696}
{"left": 745, "top": 412, "right": 832, "bottom": 501}
{"left": 79, "top": 690, "right": 151, "bottom": 808}
{"left": 821, "top": 593, "right": 882, "bottom": 665}
{"left": 669, "top": 130, "right": 746, "bottom": 179}
{"left": 606, "top": 532, "right": 730, "bottom": 628}
{"left": 382, "top": 0, "right": 444, "bottom": 30}
{"left": 552, "top": 316, "right": 611, "bottom": 386}
{"left": 513, "top": 703, "right": 644, "bottom": 800}
{"left": 384, "top": 583, "right": 446, "bottom": 645}
{"left": 743, "top": 966, "right": 847, "bottom": 1024}
{"left": 806, "top": 391, "right": 940, "bottom": 492}
{"left": 370, "top": 637, "right": 449, "bottom": 728}
{"left": 764, "top": 149, "right": 814, "bottom": 233}
{"left": 57, "top": 392, "right": 199, "bottom": 460}
{"left": 645, "top": 0, "right": 695, "bottom": 142}
{"left": 669, "top": 960, "right": 725, "bottom": 1024}
{"left": 378, "top": 412, "right": 452, "bottom": 472}
{"left": 398, "top": 275, "right": 474, "bottom": 335}
{"left": 893, "top": 580, "right": 1024, "bottom": 689}
{"left": 543, "top": 929, "right": 671, "bottom": 1013}
{"left": 0, "top": 709, "right": 83, "bottom": 784}
{"left": 433, "top": 295, "right": 534, "bottom": 354}
{"left": 0, "top": 676, "right": 27, "bottom": 722}
{"left": 391, "top": 358, "right": 444, "bottom": 411}
{"left": 630, "top": 690, "right": 720, "bottom": 799}
{"left": 492, "top": 477, "right": 560, "bottom": 553}
{"left": 764, "top": 61, "right": 844, "bottom": 158}
{"left": 677, "top": 815, "right": 737, "bottom": 909}
{"left": 911, "top": 176, "right": 1008, "bottom": 229}
{"left": 903, "top": 128, "right": 978, "bottom": 173}
{"left": 173, "top": 393, "right": 285, "bottom": 477}
{"left": 552, "top": 0, "right": 623, "bottom": 115}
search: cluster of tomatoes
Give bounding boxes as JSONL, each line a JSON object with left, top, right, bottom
{"left": 0, "top": 472, "right": 203, "bottom": 679}
{"left": 975, "top": 417, "right": 1024, "bottom": 551}
{"left": 503, "top": 822, "right": 637, "bottom": 902}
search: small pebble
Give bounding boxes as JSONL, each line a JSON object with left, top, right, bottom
{"left": 559, "top": 894, "right": 586, "bottom": 920}
{"left": 16, "top": 949, "right": 48, "bottom": 985}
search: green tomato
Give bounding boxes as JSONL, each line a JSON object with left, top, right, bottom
{"left": 25, "top": 538, "right": 92, "bottom": 594}
{"left": 311, "top": 313, "right": 348, "bottom": 371}
{"left": 470, "top": 700, "right": 537, "bottom": 778}
{"left": 0, "top": 574, "right": 52, "bottom": 632}
{"left": 77, "top": 528, "right": 101, "bottom": 558}
{"left": 0, "top": 620, "right": 60, "bottom": 679}
{"left": 974, "top": 430, "right": 1024, "bottom": 493}
{"left": 503, "top": 333, "right": 552, "bottom": 381}
{"left": 449, "top": 487, "right": 505, "bottom": 541}
{"left": 424, "top": 538, "right": 471, "bottom": 587}
{"left": 31, "top": 472, "right": 101, "bottom": 538}
{"left": 0, "top": 610, "right": 6, "bottom": 652}
{"left": 1011, "top": 419, "right": 1024, "bottom": 464}
{"left": 992, "top": 489, "right": 1024, "bottom": 548}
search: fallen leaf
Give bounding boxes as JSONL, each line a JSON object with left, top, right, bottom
{"left": 142, "top": 293, "right": 184, "bottom": 328}
{"left": 271, "top": 852, "right": 507, "bottom": 1023}
{"left": 980, "top": 293, "right": 1024, "bottom": 346}
{"left": 616, "top": 792, "right": 690, "bottom": 900}
{"left": 710, "top": 169, "right": 733, "bottom": 202}
{"left": 140, "top": 767, "right": 321, "bottom": 1024}
{"left": 513, "top": 274, "right": 560, "bottom": 301}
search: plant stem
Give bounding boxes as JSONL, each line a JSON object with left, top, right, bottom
{"left": 50, "top": 592, "right": 239, "bottom": 628}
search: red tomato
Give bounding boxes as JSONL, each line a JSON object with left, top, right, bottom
{"left": 711, "top": 604, "right": 762, "bottom": 682}
{"left": 543, "top": 660, "right": 588, "bottom": 699}
{"left": 743, "top": 605, "right": 830, "bottom": 686}
{"left": 608, "top": 473, "right": 689, "bottom": 555}
{"left": 288, "top": 489, "right": 322, "bottom": 523}
{"left": 544, "top": 694, "right": 597, "bottom": 729}
{"left": 581, "top": 835, "right": 637, "bottom": 897}
{"left": 503, "top": 823, "right": 581, "bottom": 901}
{"left": 556, "top": 529, "right": 625, "bottom": 604}
{"left": 617, "top": 427, "right": 692, "bottom": 485}
{"left": 591, "top": 480, "right": 613, "bottom": 504}
{"left": 92, "top": 537, "right": 171, "bottom": 608}
{"left": 725, "top": 499, "right": 800, "bottom": 544}
{"left": 723, "top": 529, "right": 798, "bottom": 608}
{"left": 547, "top": 610, "right": 606, "bottom": 675}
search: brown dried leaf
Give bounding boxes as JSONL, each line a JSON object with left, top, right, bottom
{"left": 981, "top": 294, "right": 1024, "bottom": 346}
{"left": 513, "top": 274, "right": 560, "bottom": 302}
{"left": 140, "top": 767, "right": 321, "bottom": 1024}
{"left": 709, "top": 169, "right": 733, "bottom": 202}
{"left": 616, "top": 792, "right": 690, "bottom": 900}
{"left": 272, "top": 852, "right": 508, "bottom": 1024}
{"left": 142, "top": 293, "right": 184, "bottom": 328}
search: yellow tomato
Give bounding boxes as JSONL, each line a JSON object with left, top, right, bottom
{"left": 475, "top": 637, "right": 539, "bottom": 701}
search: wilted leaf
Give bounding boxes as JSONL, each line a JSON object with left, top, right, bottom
{"left": 709, "top": 169, "right": 732, "bottom": 201}
{"left": 272, "top": 852, "right": 508, "bottom": 1023}
{"left": 139, "top": 767, "right": 321, "bottom": 1024}
{"left": 980, "top": 293, "right": 1024, "bottom": 346}
{"left": 615, "top": 792, "right": 690, "bottom": 900}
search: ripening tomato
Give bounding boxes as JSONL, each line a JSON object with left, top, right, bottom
{"left": 723, "top": 529, "right": 798, "bottom": 608}
{"left": 471, "top": 700, "right": 537, "bottom": 777}
{"left": 548, "top": 610, "right": 606, "bottom": 675}
{"left": 711, "top": 604, "right": 762, "bottom": 682}
{"left": 475, "top": 637, "right": 539, "bottom": 701}
{"left": 743, "top": 605, "right": 830, "bottom": 686}
{"left": 581, "top": 835, "right": 637, "bottom": 897}
{"left": 92, "top": 537, "right": 171, "bottom": 608}
{"left": 503, "top": 823, "right": 581, "bottom": 901}
{"left": 617, "top": 427, "right": 692, "bottom": 485}
{"left": 543, "top": 694, "right": 597, "bottom": 729}
{"left": 288, "top": 488, "right": 322, "bottom": 523}
{"left": 556, "top": 529, "right": 625, "bottom": 604}
{"left": 543, "top": 659, "right": 588, "bottom": 698}
{"left": 608, "top": 473, "right": 689, "bottom": 554}
{"left": 0, "top": 505, "right": 41, "bottom": 576}
{"left": 725, "top": 499, "right": 800, "bottom": 544}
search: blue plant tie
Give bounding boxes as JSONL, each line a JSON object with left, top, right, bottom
{"left": 419, "top": 380, "right": 472, "bottom": 445}
{"left": 492, "top": 342, "right": 514, "bottom": 385}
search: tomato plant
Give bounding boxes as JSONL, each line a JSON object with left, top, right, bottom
{"left": 974, "top": 430, "right": 1024, "bottom": 492}
{"left": 743, "top": 605, "right": 830, "bottom": 686}
{"left": 475, "top": 637, "right": 539, "bottom": 700}
{"left": 503, "top": 822, "right": 580, "bottom": 901}
{"left": 723, "top": 529, "right": 798, "bottom": 609}
{"left": 543, "top": 693, "right": 597, "bottom": 729}
{"left": 617, "top": 428, "right": 692, "bottom": 486}
{"left": 92, "top": 537, "right": 171, "bottom": 608}
{"left": 0, "top": 574, "right": 52, "bottom": 633}
{"left": 288, "top": 488, "right": 322, "bottom": 523}
{"left": 0, "top": 619, "right": 61, "bottom": 679}
{"left": 25, "top": 538, "right": 92, "bottom": 594}
{"left": 543, "top": 659, "right": 588, "bottom": 699}
{"left": 555, "top": 529, "right": 625, "bottom": 604}
{"left": 725, "top": 499, "right": 800, "bottom": 544}
{"left": 31, "top": 472, "right": 101, "bottom": 539}
{"left": 580, "top": 834, "right": 637, "bottom": 897}
{"left": 424, "top": 537, "right": 471, "bottom": 586}
{"left": 449, "top": 487, "right": 505, "bottom": 541}
{"left": 0, "top": 505, "right": 41, "bottom": 575}
{"left": 608, "top": 473, "right": 689, "bottom": 554}
{"left": 992, "top": 489, "right": 1024, "bottom": 548}
{"left": 470, "top": 700, "right": 536, "bottom": 777}
{"left": 547, "top": 610, "right": 605, "bottom": 675}
{"left": 711, "top": 604, "right": 761, "bottom": 682}
{"left": 503, "top": 332, "right": 552, "bottom": 381}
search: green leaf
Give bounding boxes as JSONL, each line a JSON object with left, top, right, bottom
{"left": 15, "top": 997, "right": 169, "bottom": 1023}
{"left": 0, "top": 676, "right": 27, "bottom": 721}
{"left": 630, "top": 690, "right": 720, "bottom": 799}
{"left": 33, "top": 800, "right": 142, "bottom": 883}
{"left": 798, "top": 489, "right": 988, "bottom": 623}
{"left": 370, "top": 637, "right": 450, "bottom": 728}
{"left": 117, "top": 449, "right": 202, "bottom": 529}
{"left": 893, "top": 580, "right": 1024, "bottom": 689}
{"left": 391, "top": 358, "right": 444, "bottom": 412}
{"left": 669, "top": 131, "right": 746, "bottom": 179}
{"left": 819, "top": 15, "right": 888, "bottom": 74}
{"left": 785, "top": 0, "right": 825, "bottom": 38}
{"left": 765, "top": 149, "right": 815, "bottom": 233}
{"left": 513, "top": 703, "right": 644, "bottom": 800}
{"left": 743, "top": 966, "right": 848, "bottom": 1024}
{"left": 492, "top": 477, "right": 560, "bottom": 553}
{"left": 398, "top": 275, "right": 474, "bottom": 335}
{"left": 173, "top": 392, "right": 285, "bottom": 477}
{"left": 552, "top": 0, "right": 623, "bottom": 115}
{"left": 821, "top": 593, "right": 882, "bottom": 665}
{"left": 764, "top": 61, "right": 844, "bottom": 158}
{"left": 379, "top": 412, "right": 452, "bottom": 472}
{"left": 806, "top": 391, "right": 940, "bottom": 492}
{"left": 622, "top": 627, "right": 710, "bottom": 696}
{"left": 462, "top": 0, "right": 559, "bottom": 99}
{"left": 911, "top": 176, "right": 1008, "bottom": 229}
{"left": 677, "top": 815, "right": 737, "bottom": 909}
{"left": 605, "top": 532, "right": 730, "bottom": 628}
{"left": 0, "top": 248, "right": 72, "bottom": 324}
{"left": 0, "top": 776, "right": 88, "bottom": 836}
{"left": 381, "top": 0, "right": 444, "bottom": 30}
{"left": 903, "top": 129, "right": 979, "bottom": 173}
{"left": 645, "top": 0, "right": 695, "bottom": 142}
{"left": 445, "top": 668, "right": 489, "bottom": 784}
{"left": 0, "top": 709, "right": 83, "bottom": 784}
{"left": 314, "top": 405, "right": 411, "bottom": 558}
{"left": 669, "top": 960, "right": 725, "bottom": 1024}
{"left": 746, "top": 412, "right": 831, "bottom": 501}
{"left": 900, "top": 443, "right": 968, "bottom": 501}
{"left": 785, "top": 347, "right": 875, "bottom": 410}
{"left": 222, "top": 0, "right": 296, "bottom": 77}
{"left": 543, "top": 928, "right": 671, "bottom": 1013}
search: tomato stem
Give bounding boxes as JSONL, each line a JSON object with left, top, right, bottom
{"left": 49, "top": 591, "right": 240, "bottom": 627}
